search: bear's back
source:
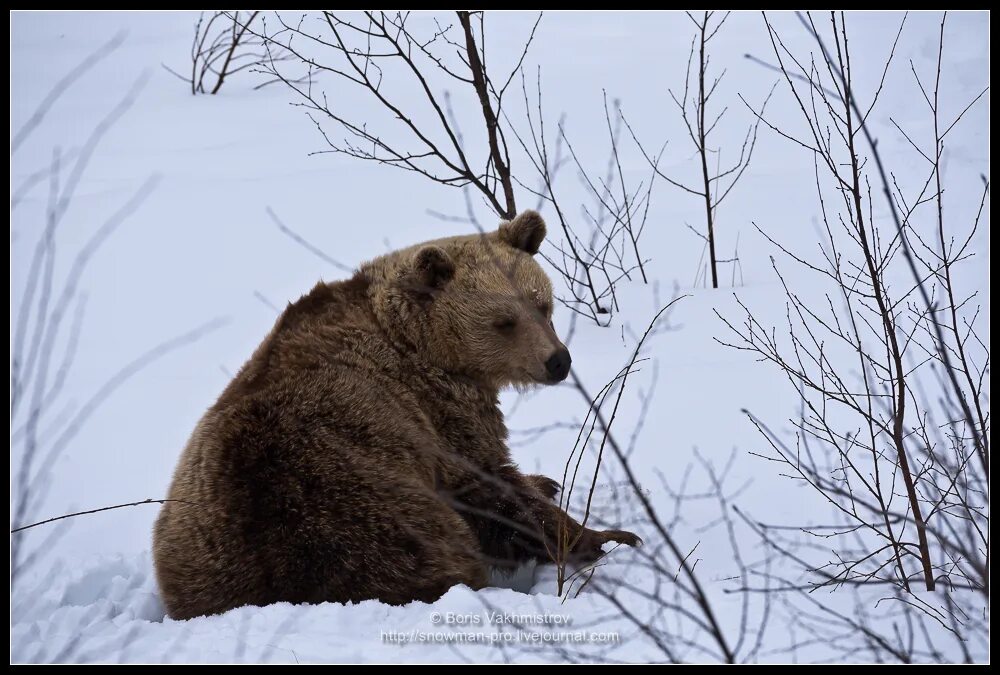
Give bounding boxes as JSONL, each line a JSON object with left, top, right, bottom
{"left": 152, "top": 275, "right": 445, "bottom": 618}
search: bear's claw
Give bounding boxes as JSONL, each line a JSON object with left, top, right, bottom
{"left": 569, "top": 527, "right": 643, "bottom": 563}
{"left": 602, "top": 529, "right": 643, "bottom": 548}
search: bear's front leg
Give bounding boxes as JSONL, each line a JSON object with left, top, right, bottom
{"left": 515, "top": 472, "right": 642, "bottom": 562}
{"left": 518, "top": 474, "right": 642, "bottom": 561}
{"left": 532, "top": 494, "right": 643, "bottom": 563}
{"left": 444, "top": 465, "right": 641, "bottom": 569}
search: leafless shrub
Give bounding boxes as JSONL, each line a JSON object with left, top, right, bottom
{"left": 512, "top": 82, "right": 661, "bottom": 324}
{"left": 550, "top": 298, "right": 681, "bottom": 596}
{"left": 549, "top": 405, "right": 775, "bottom": 662}
{"left": 490, "top": 294, "right": 778, "bottom": 663}
{"left": 249, "top": 11, "right": 523, "bottom": 218}
{"left": 717, "top": 11, "right": 988, "bottom": 661}
{"left": 163, "top": 11, "right": 293, "bottom": 95}
{"left": 249, "top": 11, "right": 654, "bottom": 325}
{"left": 628, "top": 11, "right": 770, "bottom": 289}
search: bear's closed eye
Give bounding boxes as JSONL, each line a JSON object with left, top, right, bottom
{"left": 493, "top": 317, "right": 517, "bottom": 332}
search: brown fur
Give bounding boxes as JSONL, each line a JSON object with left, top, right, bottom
{"left": 153, "top": 211, "right": 640, "bottom": 620}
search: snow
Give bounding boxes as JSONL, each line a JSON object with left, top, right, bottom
{"left": 11, "top": 552, "right": 672, "bottom": 663}
{"left": 17, "top": 528, "right": 773, "bottom": 662}
{"left": 10, "top": 10, "right": 989, "bottom": 664}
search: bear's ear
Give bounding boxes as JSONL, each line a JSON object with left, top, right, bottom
{"left": 410, "top": 245, "right": 455, "bottom": 292}
{"left": 498, "top": 210, "right": 546, "bottom": 255}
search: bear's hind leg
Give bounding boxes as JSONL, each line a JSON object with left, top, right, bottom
{"left": 319, "top": 484, "right": 490, "bottom": 607}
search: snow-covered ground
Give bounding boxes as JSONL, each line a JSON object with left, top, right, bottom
{"left": 10, "top": 11, "right": 989, "bottom": 663}
{"left": 12, "top": 551, "right": 667, "bottom": 663}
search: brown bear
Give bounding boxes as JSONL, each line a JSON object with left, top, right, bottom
{"left": 153, "top": 210, "right": 640, "bottom": 620}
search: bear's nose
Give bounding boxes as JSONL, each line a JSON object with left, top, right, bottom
{"left": 544, "top": 348, "right": 572, "bottom": 383}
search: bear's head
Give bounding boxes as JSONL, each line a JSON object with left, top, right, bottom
{"left": 367, "top": 210, "right": 571, "bottom": 390}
